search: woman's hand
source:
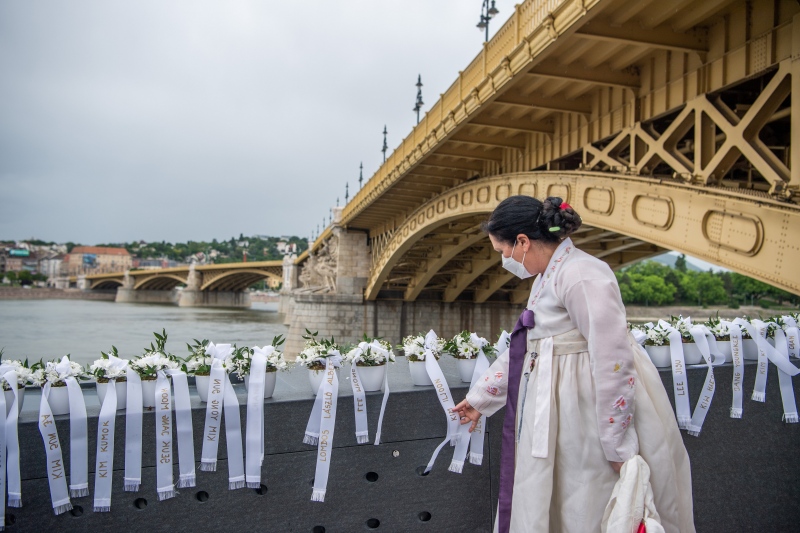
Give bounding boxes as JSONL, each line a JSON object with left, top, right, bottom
{"left": 609, "top": 461, "right": 623, "bottom": 474}
{"left": 452, "top": 399, "right": 482, "bottom": 432}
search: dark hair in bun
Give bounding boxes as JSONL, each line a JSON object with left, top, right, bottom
{"left": 480, "top": 195, "right": 582, "bottom": 245}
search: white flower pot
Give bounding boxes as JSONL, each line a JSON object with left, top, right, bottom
{"left": 96, "top": 381, "right": 127, "bottom": 410}
{"left": 682, "top": 342, "right": 703, "bottom": 365}
{"left": 355, "top": 365, "right": 385, "bottom": 392}
{"left": 141, "top": 379, "right": 157, "bottom": 408}
{"left": 4, "top": 386, "right": 25, "bottom": 415}
{"left": 195, "top": 375, "right": 210, "bottom": 402}
{"left": 715, "top": 341, "right": 732, "bottom": 363}
{"left": 244, "top": 371, "right": 277, "bottom": 399}
{"left": 644, "top": 345, "right": 671, "bottom": 368}
{"left": 408, "top": 360, "right": 433, "bottom": 386}
{"left": 456, "top": 358, "right": 477, "bottom": 383}
{"left": 47, "top": 385, "right": 70, "bottom": 416}
{"left": 743, "top": 338, "right": 759, "bottom": 360}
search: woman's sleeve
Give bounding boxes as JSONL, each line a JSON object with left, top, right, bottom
{"left": 465, "top": 347, "right": 509, "bottom": 417}
{"left": 562, "top": 266, "right": 639, "bottom": 462}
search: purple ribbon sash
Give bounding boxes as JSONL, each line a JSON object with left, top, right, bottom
{"left": 498, "top": 309, "right": 535, "bottom": 533}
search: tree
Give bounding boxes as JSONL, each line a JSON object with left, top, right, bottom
{"left": 675, "top": 254, "right": 688, "bottom": 273}
{"left": 683, "top": 271, "right": 727, "bottom": 305}
{"left": 730, "top": 273, "right": 771, "bottom": 305}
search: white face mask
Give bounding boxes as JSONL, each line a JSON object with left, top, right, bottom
{"left": 501, "top": 241, "right": 533, "bottom": 279}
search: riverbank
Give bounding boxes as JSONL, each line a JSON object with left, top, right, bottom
{"left": 0, "top": 286, "right": 116, "bottom": 301}
{"left": 624, "top": 304, "right": 796, "bottom": 323}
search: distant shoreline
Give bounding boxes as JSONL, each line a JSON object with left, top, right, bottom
{"left": 0, "top": 287, "right": 116, "bottom": 301}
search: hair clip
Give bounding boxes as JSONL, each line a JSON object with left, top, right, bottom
{"left": 549, "top": 226, "right": 561, "bottom": 232}
{"left": 559, "top": 202, "right": 571, "bottom": 210}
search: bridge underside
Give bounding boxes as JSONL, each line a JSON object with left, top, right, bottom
{"left": 331, "top": 0, "right": 800, "bottom": 302}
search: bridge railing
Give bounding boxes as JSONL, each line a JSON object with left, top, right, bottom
{"left": 341, "top": 0, "right": 568, "bottom": 228}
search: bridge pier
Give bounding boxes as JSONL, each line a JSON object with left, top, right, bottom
{"left": 115, "top": 287, "right": 179, "bottom": 305}
{"left": 178, "top": 289, "right": 251, "bottom": 308}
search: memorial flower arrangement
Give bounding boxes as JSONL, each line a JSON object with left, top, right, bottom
{"left": 89, "top": 346, "right": 128, "bottom": 383}
{"left": 705, "top": 314, "right": 730, "bottom": 341}
{"left": 344, "top": 335, "right": 395, "bottom": 367}
{"left": 637, "top": 322, "right": 671, "bottom": 346}
{"left": 229, "top": 335, "right": 289, "bottom": 381}
{"left": 444, "top": 331, "right": 492, "bottom": 359}
{"left": 0, "top": 351, "right": 34, "bottom": 390}
{"left": 130, "top": 329, "right": 180, "bottom": 380}
{"left": 401, "top": 333, "right": 445, "bottom": 361}
{"left": 669, "top": 315, "right": 694, "bottom": 342}
{"left": 297, "top": 330, "right": 340, "bottom": 371}
{"left": 30, "top": 355, "right": 90, "bottom": 387}
{"left": 182, "top": 339, "right": 213, "bottom": 377}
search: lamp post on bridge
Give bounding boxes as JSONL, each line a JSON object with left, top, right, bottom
{"left": 413, "top": 75, "right": 424, "bottom": 124}
{"left": 359, "top": 162, "right": 363, "bottom": 189}
{"left": 382, "top": 126, "right": 388, "bottom": 163}
{"left": 476, "top": 0, "right": 499, "bottom": 42}
{"left": 345, "top": 182, "right": 349, "bottom": 203}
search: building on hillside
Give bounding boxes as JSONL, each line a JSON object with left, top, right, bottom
{"left": 65, "top": 246, "right": 132, "bottom": 275}
{"left": 39, "top": 255, "right": 65, "bottom": 285}
{"left": 276, "top": 241, "right": 297, "bottom": 255}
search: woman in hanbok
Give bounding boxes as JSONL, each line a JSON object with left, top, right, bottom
{"left": 454, "top": 196, "right": 695, "bottom": 532}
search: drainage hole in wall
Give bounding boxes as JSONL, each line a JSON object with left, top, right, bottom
{"left": 133, "top": 498, "right": 148, "bottom": 510}
{"left": 69, "top": 505, "right": 84, "bottom": 517}
{"left": 254, "top": 484, "right": 268, "bottom": 495}
{"left": 418, "top": 511, "right": 432, "bottom": 522}
{"left": 5, "top": 514, "right": 15, "bottom": 526}
{"left": 195, "top": 491, "right": 210, "bottom": 502}
{"left": 366, "top": 518, "right": 380, "bottom": 529}
{"left": 365, "top": 472, "right": 379, "bottom": 482}
{"left": 312, "top": 527, "right": 325, "bottom": 533}
{"left": 415, "top": 466, "right": 430, "bottom": 477}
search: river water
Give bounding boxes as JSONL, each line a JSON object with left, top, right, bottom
{"left": 0, "top": 299, "right": 287, "bottom": 366}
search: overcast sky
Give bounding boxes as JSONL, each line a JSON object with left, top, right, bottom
{"left": 0, "top": 0, "right": 518, "bottom": 245}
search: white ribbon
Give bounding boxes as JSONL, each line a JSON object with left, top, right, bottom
{"left": 421, "top": 330, "right": 460, "bottom": 474}
{"left": 308, "top": 352, "right": 342, "bottom": 502}
{"left": 123, "top": 367, "right": 143, "bottom": 491}
{"left": 347, "top": 341, "right": 392, "bottom": 445}
{"left": 348, "top": 342, "right": 371, "bottom": 444}
{"left": 1, "top": 368, "right": 22, "bottom": 509}
{"left": 200, "top": 343, "right": 244, "bottom": 489}
{"left": 59, "top": 364, "right": 89, "bottom": 499}
{"left": 449, "top": 333, "right": 491, "bottom": 472}
{"left": 658, "top": 320, "right": 691, "bottom": 429}
{"left": 723, "top": 321, "right": 745, "bottom": 418}
{"left": 749, "top": 319, "right": 771, "bottom": 402}
{"left": 686, "top": 325, "right": 725, "bottom": 437}
{"left": 0, "top": 373, "right": 5, "bottom": 529}
{"left": 93, "top": 355, "right": 127, "bottom": 512}
{"left": 772, "top": 327, "right": 798, "bottom": 423}
{"left": 245, "top": 346, "right": 271, "bottom": 488}
{"left": 38, "top": 382, "right": 72, "bottom": 515}
{"left": 155, "top": 370, "right": 175, "bottom": 500}
{"left": 93, "top": 378, "right": 117, "bottom": 512}
{"left": 166, "top": 370, "right": 196, "bottom": 489}
{"left": 783, "top": 316, "right": 800, "bottom": 359}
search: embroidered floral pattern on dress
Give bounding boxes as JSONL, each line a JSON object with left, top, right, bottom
{"left": 621, "top": 414, "right": 632, "bottom": 430}
{"left": 494, "top": 371, "right": 504, "bottom": 381}
{"left": 486, "top": 386, "right": 499, "bottom": 396}
{"left": 612, "top": 395, "right": 628, "bottom": 411}
{"left": 613, "top": 361, "right": 623, "bottom": 373}
{"left": 609, "top": 417, "right": 614, "bottom": 424}
{"left": 628, "top": 376, "right": 635, "bottom": 388}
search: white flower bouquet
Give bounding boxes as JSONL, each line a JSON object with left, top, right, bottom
{"left": 30, "top": 355, "right": 89, "bottom": 388}
{"left": 345, "top": 335, "right": 395, "bottom": 367}
{"left": 444, "top": 331, "right": 490, "bottom": 360}
{"left": 130, "top": 329, "right": 180, "bottom": 380}
{"left": 229, "top": 336, "right": 289, "bottom": 381}
{"left": 90, "top": 346, "right": 128, "bottom": 383}
{"left": 0, "top": 352, "right": 34, "bottom": 391}
{"left": 182, "top": 339, "right": 213, "bottom": 377}
{"left": 401, "top": 333, "right": 445, "bottom": 362}
{"left": 296, "top": 330, "right": 340, "bottom": 371}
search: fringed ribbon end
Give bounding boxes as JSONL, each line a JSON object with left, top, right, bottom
{"left": 93, "top": 506, "right": 111, "bottom": 513}
{"left": 157, "top": 490, "right": 177, "bottom": 501}
{"left": 783, "top": 413, "right": 799, "bottom": 423}
{"left": 677, "top": 417, "right": 691, "bottom": 430}
{"left": 303, "top": 433, "right": 319, "bottom": 446}
{"left": 469, "top": 453, "right": 483, "bottom": 465}
{"left": 687, "top": 425, "right": 701, "bottom": 437}
{"left": 229, "top": 480, "right": 247, "bottom": 490}
{"left": 177, "top": 475, "right": 196, "bottom": 488}
{"left": 246, "top": 481, "right": 262, "bottom": 489}
{"left": 448, "top": 460, "right": 464, "bottom": 474}
{"left": 7, "top": 497, "right": 22, "bottom": 508}
{"left": 123, "top": 482, "right": 141, "bottom": 492}
{"left": 53, "top": 502, "right": 74, "bottom": 515}
{"left": 200, "top": 460, "right": 217, "bottom": 472}
{"left": 311, "top": 489, "right": 326, "bottom": 503}
{"left": 730, "top": 408, "right": 743, "bottom": 419}
{"left": 70, "top": 487, "right": 90, "bottom": 498}
{"left": 751, "top": 391, "right": 766, "bottom": 402}
{"left": 356, "top": 433, "right": 369, "bottom": 444}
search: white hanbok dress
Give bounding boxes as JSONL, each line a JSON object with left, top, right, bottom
{"left": 466, "top": 238, "right": 695, "bottom": 533}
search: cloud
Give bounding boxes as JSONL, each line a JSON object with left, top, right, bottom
{"left": 0, "top": 0, "right": 515, "bottom": 243}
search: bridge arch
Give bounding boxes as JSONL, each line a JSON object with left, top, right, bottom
{"left": 200, "top": 269, "right": 283, "bottom": 292}
{"left": 134, "top": 274, "right": 188, "bottom": 291}
{"left": 90, "top": 279, "right": 124, "bottom": 290}
{"left": 365, "top": 171, "right": 800, "bottom": 301}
